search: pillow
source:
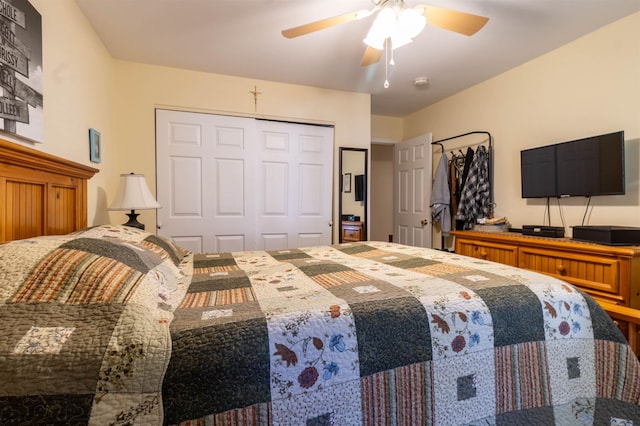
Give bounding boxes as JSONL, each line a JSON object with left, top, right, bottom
{"left": 71, "top": 225, "right": 193, "bottom": 314}
{"left": 73, "top": 224, "right": 189, "bottom": 264}
{"left": 0, "top": 235, "right": 161, "bottom": 320}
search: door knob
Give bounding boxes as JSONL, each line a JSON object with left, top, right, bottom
{"left": 421, "top": 219, "right": 429, "bottom": 226}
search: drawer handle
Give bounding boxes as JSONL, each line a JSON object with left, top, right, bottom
{"left": 479, "top": 250, "right": 488, "bottom": 259}
{"left": 556, "top": 264, "right": 566, "bottom": 274}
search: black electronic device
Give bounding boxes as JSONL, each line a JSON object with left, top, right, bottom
{"left": 520, "top": 131, "right": 625, "bottom": 198}
{"left": 572, "top": 226, "right": 640, "bottom": 245}
{"left": 522, "top": 225, "right": 565, "bottom": 238}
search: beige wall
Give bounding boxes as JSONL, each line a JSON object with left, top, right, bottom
{"left": 372, "top": 114, "right": 403, "bottom": 142}
{"left": 27, "top": 0, "right": 371, "bottom": 241}
{"left": 402, "top": 12, "right": 640, "bottom": 246}
{"left": 28, "top": 0, "right": 116, "bottom": 226}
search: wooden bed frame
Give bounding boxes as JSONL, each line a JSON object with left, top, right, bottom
{"left": 0, "top": 138, "right": 98, "bottom": 242}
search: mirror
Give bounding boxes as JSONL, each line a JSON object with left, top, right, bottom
{"left": 339, "top": 147, "right": 368, "bottom": 243}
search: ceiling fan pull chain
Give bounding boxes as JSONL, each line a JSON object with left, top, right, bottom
{"left": 384, "top": 38, "right": 390, "bottom": 88}
{"left": 390, "top": 42, "right": 395, "bottom": 66}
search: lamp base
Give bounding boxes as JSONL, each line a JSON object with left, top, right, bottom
{"left": 122, "top": 210, "right": 145, "bottom": 230}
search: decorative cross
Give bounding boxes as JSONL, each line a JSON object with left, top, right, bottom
{"left": 249, "top": 85, "right": 263, "bottom": 112}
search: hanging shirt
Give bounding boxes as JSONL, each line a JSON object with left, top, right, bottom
{"left": 456, "top": 145, "right": 491, "bottom": 227}
{"left": 430, "top": 153, "right": 451, "bottom": 236}
{"left": 449, "top": 155, "right": 458, "bottom": 220}
{"left": 460, "top": 147, "right": 475, "bottom": 190}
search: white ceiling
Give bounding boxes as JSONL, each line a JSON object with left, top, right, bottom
{"left": 74, "top": 0, "right": 640, "bottom": 117}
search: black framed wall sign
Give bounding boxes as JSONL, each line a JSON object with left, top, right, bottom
{"left": 343, "top": 173, "right": 351, "bottom": 193}
{"left": 0, "top": 0, "right": 43, "bottom": 143}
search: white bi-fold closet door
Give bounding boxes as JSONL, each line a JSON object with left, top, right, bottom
{"left": 155, "top": 109, "right": 334, "bottom": 253}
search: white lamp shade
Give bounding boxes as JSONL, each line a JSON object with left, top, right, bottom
{"left": 108, "top": 173, "right": 161, "bottom": 211}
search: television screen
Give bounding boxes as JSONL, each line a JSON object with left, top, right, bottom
{"left": 520, "top": 131, "right": 625, "bottom": 198}
{"left": 521, "top": 145, "right": 556, "bottom": 198}
{"left": 556, "top": 132, "right": 625, "bottom": 196}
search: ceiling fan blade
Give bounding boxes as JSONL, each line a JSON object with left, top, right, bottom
{"left": 361, "top": 46, "right": 382, "bottom": 66}
{"left": 418, "top": 5, "right": 489, "bottom": 36}
{"left": 282, "top": 11, "right": 365, "bottom": 38}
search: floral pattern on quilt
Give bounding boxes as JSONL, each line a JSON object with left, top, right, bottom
{"left": 271, "top": 306, "right": 358, "bottom": 397}
{"left": 537, "top": 280, "right": 593, "bottom": 340}
{"left": 427, "top": 290, "right": 495, "bottom": 359}
{"left": 13, "top": 326, "right": 76, "bottom": 355}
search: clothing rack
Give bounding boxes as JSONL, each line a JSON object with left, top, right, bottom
{"left": 431, "top": 130, "right": 493, "bottom": 207}
{"left": 431, "top": 131, "right": 494, "bottom": 249}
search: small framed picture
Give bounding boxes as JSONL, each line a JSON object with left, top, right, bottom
{"left": 89, "top": 128, "right": 101, "bottom": 163}
{"left": 343, "top": 173, "right": 351, "bottom": 193}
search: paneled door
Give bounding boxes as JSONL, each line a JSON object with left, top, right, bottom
{"left": 155, "top": 110, "right": 334, "bottom": 253}
{"left": 393, "top": 133, "right": 433, "bottom": 248}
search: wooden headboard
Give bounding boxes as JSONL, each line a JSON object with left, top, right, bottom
{"left": 0, "top": 138, "right": 99, "bottom": 242}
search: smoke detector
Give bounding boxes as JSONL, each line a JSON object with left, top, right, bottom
{"left": 413, "top": 77, "right": 429, "bottom": 87}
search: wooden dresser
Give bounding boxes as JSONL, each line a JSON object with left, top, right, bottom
{"left": 452, "top": 230, "right": 640, "bottom": 351}
{"left": 341, "top": 221, "right": 364, "bottom": 242}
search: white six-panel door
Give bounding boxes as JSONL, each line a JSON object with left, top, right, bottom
{"left": 155, "top": 109, "right": 333, "bottom": 253}
{"left": 393, "top": 133, "right": 433, "bottom": 248}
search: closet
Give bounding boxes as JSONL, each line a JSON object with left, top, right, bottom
{"left": 155, "top": 109, "right": 334, "bottom": 253}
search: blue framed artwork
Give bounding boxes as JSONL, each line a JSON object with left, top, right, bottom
{"left": 89, "top": 128, "right": 101, "bottom": 163}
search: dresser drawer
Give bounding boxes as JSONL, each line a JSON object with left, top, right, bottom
{"left": 455, "top": 238, "right": 518, "bottom": 266}
{"left": 518, "top": 247, "right": 620, "bottom": 296}
{"left": 343, "top": 227, "right": 362, "bottom": 241}
{"left": 341, "top": 221, "right": 364, "bottom": 242}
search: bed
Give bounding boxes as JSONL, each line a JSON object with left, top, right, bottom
{"left": 1, "top": 140, "right": 639, "bottom": 425}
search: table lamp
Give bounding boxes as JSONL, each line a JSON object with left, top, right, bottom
{"left": 108, "top": 173, "right": 160, "bottom": 230}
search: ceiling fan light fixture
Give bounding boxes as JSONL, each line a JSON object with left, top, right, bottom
{"left": 363, "top": 7, "right": 394, "bottom": 49}
{"left": 398, "top": 8, "right": 426, "bottom": 39}
{"left": 363, "top": 4, "right": 425, "bottom": 51}
{"left": 363, "top": 31, "right": 385, "bottom": 50}
{"left": 282, "top": 3, "right": 489, "bottom": 68}
{"left": 390, "top": 33, "right": 412, "bottom": 50}
{"left": 355, "top": 9, "right": 374, "bottom": 20}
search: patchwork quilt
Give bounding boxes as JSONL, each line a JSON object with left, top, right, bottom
{"left": 164, "top": 241, "right": 640, "bottom": 425}
{"left": 0, "top": 225, "right": 191, "bottom": 425}
{"left": 1, "top": 227, "right": 638, "bottom": 425}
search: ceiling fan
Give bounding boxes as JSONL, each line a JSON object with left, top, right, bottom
{"left": 282, "top": 0, "right": 489, "bottom": 66}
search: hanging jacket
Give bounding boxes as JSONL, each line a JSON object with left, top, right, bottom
{"left": 460, "top": 147, "right": 475, "bottom": 191}
{"left": 430, "top": 153, "right": 451, "bottom": 236}
{"left": 456, "top": 145, "right": 491, "bottom": 227}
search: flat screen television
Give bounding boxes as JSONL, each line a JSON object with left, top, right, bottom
{"left": 520, "top": 131, "right": 625, "bottom": 198}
